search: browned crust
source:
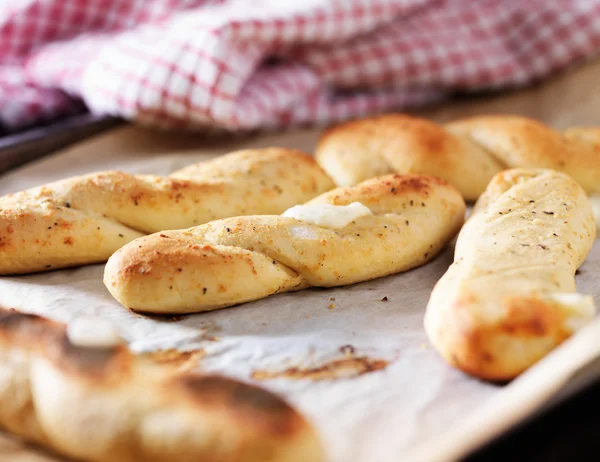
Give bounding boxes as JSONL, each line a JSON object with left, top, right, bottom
{"left": 315, "top": 173, "right": 457, "bottom": 205}
{"left": 0, "top": 308, "right": 321, "bottom": 459}
{"left": 174, "top": 375, "right": 304, "bottom": 438}
{"left": 318, "top": 115, "right": 465, "bottom": 176}
{"left": 500, "top": 296, "right": 569, "bottom": 339}
{"left": 443, "top": 295, "right": 572, "bottom": 381}
{"left": 0, "top": 309, "right": 129, "bottom": 382}
{"left": 318, "top": 113, "right": 413, "bottom": 141}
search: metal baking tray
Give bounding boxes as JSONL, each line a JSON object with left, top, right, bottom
{"left": 2, "top": 115, "right": 600, "bottom": 462}
{"left": 0, "top": 113, "right": 121, "bottom": 174}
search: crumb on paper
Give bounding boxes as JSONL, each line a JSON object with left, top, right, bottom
{"left": 381, "top": 296, "right": 388, "bottom": 302}
{"left": 198, "top": 320, "right": 222, "bottom": 335}
{"left": 339, "top": 344, "right": 356, "bottom": 356}
{"left": 251, "top": 356, "right": 388, "bottom": 381}
{"left": 328, "top": 303, "right": 335, "bottom": 309}
{"left": 330, "top": 297, "right": 336, "bottom": 301}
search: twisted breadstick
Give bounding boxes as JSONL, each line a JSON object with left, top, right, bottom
{"left": 0, "top": 148, "right": 334, "bottom": 275}
{"left": 0, "top": 308, "right": 323, "bottom": 462}
{"left": 316, "top": 114, "right": 600, "bottom": 201}
{"left": 425, "top": 169, "right": 596, "bottom": 381}
{"left": 104, "top": 174, "right": 466, "bottom": 314}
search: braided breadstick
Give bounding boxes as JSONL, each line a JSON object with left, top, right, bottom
{"left": 0, "top": 148, "right": 334, "bottom": 275}
{"left": 316, "top": 114, "right": 600, "bottom": 201}
{"left": 0, "top": 308, "right": 323, "bottom": 462}
{"left": 104, "top": 174, "right": 466, "bottom": 314}
{"left": 424, "top": 169, "right": 596, "bottom": 381}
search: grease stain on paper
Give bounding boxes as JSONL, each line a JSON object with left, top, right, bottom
{"left": 141, "top": 348, "right": 205, "bottom": 372}
{"left": 251, "top": 356, "right": 388, "bottom": 381}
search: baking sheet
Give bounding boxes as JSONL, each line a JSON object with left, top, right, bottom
{"left": 0, "top": 125, "right": 499, "bottom": 462}
{"left": 2, "top": 58, "right": 600, "bottom": 461}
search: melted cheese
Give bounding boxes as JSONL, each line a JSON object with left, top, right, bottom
{"left": 282, "top": 202, "right": 372, "bottom": 229}
{"left": 547, "top": 292, "right": 596, "bottom": 332}
{"left": 67, "top": 317, "right": 122, "bottom": 348}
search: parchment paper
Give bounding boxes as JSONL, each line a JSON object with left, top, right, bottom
{"left": 2, "top": 59, "right": 600, "bottom": 462}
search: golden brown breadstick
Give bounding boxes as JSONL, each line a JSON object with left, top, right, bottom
{"left": 316, "top": 114, "right": 600, "bottom": 200}
{"left": 0, "top": 308, "right": 323, "bottom": 462}
{"left": 104, "top": 174, "right": 466, "bottom": 313}
{"left": 425, "top": 169, "right": 596, "bottom": 380}
{"left": 0, "top": 148, "right": 334, "bottom": 274}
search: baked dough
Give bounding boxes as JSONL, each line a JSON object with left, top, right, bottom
{"left": 0, "top": 308, "right": 323, "bottom": 462}
{"left": 0, "top": 148, "right": 334, "bottom": 274}
{"left": 104, "top": 174, "right": 466, "bottom": 313}
{"left": 315, "top": 114, "right": 600, "bottom": 201}
{"left": 424, "top": 169, "right": 596, "bottom": 381}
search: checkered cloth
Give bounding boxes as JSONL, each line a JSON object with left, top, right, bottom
{"left": 1, "top": 0, "right": 600, "bottom": 132}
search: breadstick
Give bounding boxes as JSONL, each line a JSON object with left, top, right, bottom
{"left": 424, "top": 169, "right": 596, "bottom": 381}
{"left": 0, "top": 308, "right": 323, "bottom": 462}
{"left": 104, "top": 174, "right": 466, "bottom": 313}
{"left": 0, "top": 148, "right": 334, "bottom": 274}
{"left": 316, "top": 114, "right": 600, "bottom": 200}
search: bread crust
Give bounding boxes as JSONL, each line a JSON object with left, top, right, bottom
{"left": 0, "top": 308, "right": 323, "bottom": 462}
{"left": 104, "top": 174, "right": 466, "bottom": 313}
{"left": 0, "top": 148, "right": 334, "bottom": 274}
{"left": 316, "top": 114, "right": 600, "bottom": 200}
{"left": 424, "top": 169, "right": 596, "bottom": 381}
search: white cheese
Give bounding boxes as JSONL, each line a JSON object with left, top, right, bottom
{"left": 588, "top": 194, "right": 600, "bottom": 229}
{"left": 282, "top": 202, "right": 372, "bottom": 229}
{"left": 547, "top": 292, "right": 596, "bottom": 332}
{"left": 67, "top": 317, "right": 122, "bottom": 348}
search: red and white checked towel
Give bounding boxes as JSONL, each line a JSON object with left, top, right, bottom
{"left": 1, "top": 0, "right": 600, "bottom": 132}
